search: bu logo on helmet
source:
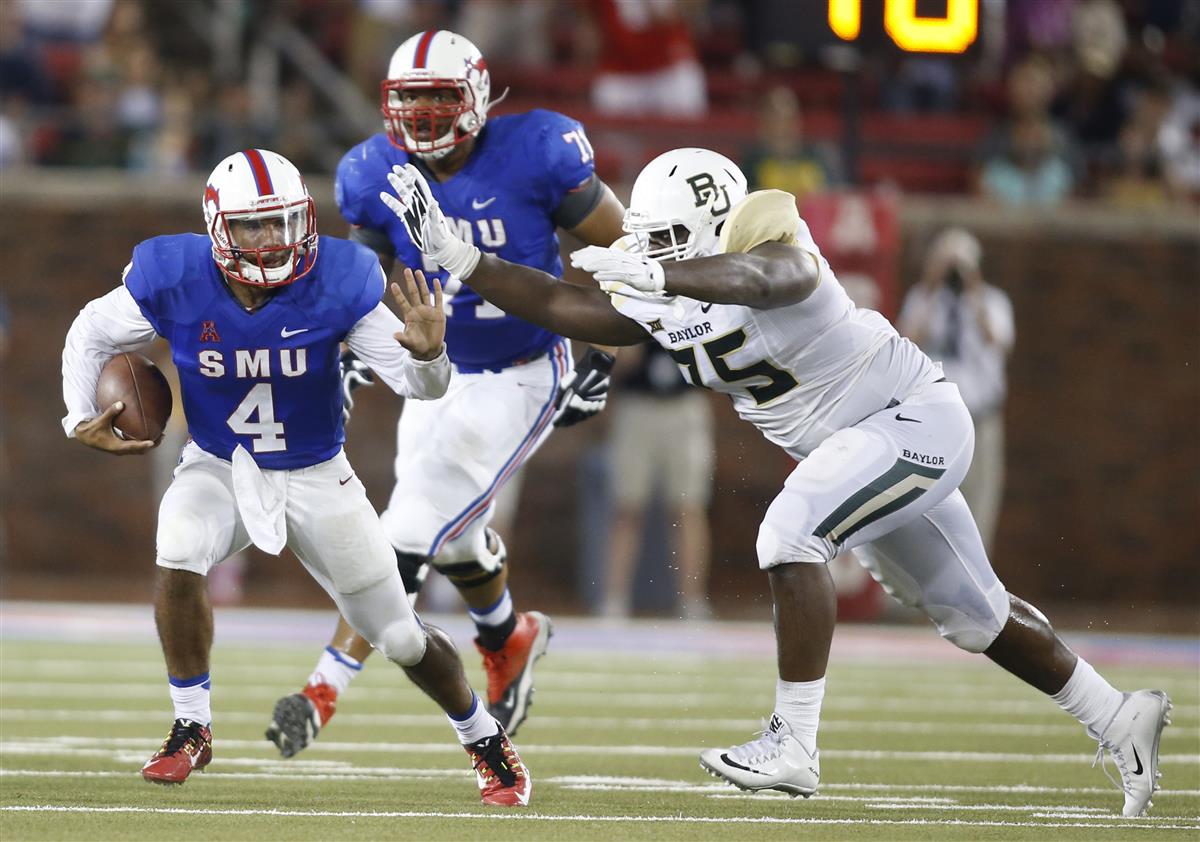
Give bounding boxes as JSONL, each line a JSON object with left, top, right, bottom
{"left": 685, "top": 173, "right": 731, "bottom": 215}
{"left": 204, "top": 184, "right": 220, "bottom": 210}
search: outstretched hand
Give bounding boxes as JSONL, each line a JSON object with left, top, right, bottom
{"left": 570, "top": 245, "right": 666, "bottom": 294}
{"left": 74, "top": 401, "right": 157, "bottom": 455}
{"left": 390, "top": 267, "right": 446, "bottom": 361}
{"left": 380, "top": 164, "right": 481, "bottom": 280}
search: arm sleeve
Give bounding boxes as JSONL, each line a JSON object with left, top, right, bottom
{"left": 344, "top": 302, "right": 450, "bottom": 400}
{"left": 552, "top": 174, "right": 605, "bottom": 230}
{"left": 61, "top": 283, "right": 159, "bottom": 437}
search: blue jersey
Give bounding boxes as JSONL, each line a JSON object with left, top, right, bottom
{"left": 336, "top": 109, "right": 594, "bottom": 372}
{"left": 123, "top": 233, "right": 383, "bottom": 469}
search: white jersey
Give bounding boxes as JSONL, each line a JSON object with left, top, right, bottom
{"left": 608, "top": 221, "right": 941, "bottom": 459}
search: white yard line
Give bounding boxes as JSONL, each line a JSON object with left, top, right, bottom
{"left": 6, "top": 659, "right": 1195, "bottom": 700}
{"left": 2, "top": 737, "right": 1197, "bottom": 764}
{"left": 3, "top": 681, "right": 1196, "bottom": 717}
{"left": 2, "top": 804, "right": 1198, "bottom": 831}
{"left": 9, "top": 706, "right": 1196, "bottom": 738}
{"left": 2, "top": 768, "right": 1198, "bottom": 799}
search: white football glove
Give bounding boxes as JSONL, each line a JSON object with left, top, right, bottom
{"left": 570, "top": 245, "right": 666, "bottom": 294}
{"left": 380, "top": 164, "right": 481, "bottom": 280}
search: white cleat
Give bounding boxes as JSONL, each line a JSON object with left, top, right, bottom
{"left": 699, "top": 714, "right": 819, "bottom": 798}
{"left": 1094, "top": 689, "right": 1172, "bottom": 817}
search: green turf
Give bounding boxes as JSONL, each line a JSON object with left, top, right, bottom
{"left": 1, "top": 638, "right": 1197, "bottom": 840}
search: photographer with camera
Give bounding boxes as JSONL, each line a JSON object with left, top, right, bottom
{"left": 899, "top": 228, "right": 1015, "bottom": 554}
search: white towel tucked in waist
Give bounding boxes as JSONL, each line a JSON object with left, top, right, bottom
{"left": 231, "top": 445, "right": 288, "bottom": 554}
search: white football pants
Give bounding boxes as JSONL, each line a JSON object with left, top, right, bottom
{"left": 380, "top": 339, "right": 572, "bottom": 566}
{"left": 155, "top": 442, "right": 426, "bottom": 665}
{"left": 757, "top": 380, "right": 1010, "bottom": 652}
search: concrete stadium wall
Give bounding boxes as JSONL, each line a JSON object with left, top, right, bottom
{"left": 2, "top": 172, "right": 1196, "bottom": 627}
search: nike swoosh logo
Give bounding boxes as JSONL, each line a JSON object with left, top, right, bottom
{"left": 895, "top": 413, "right": 921, "bottom": 423}
{"left": 339, "top": 475, "right": 354, "bottom": 486}
{"left": 280, "top": 327, "right": 310, "bottom": 338}
{"left": 1132, "top": 745, "right": 1144, "bottom": 775}
{"left": 472, "top": 197, "right": 497, "bottom": 210}
{"left": 700, "top": 303, "right": 713, "bottom": 313}
{"left": 720, "top": 753, "right": 768, "bottom": 775}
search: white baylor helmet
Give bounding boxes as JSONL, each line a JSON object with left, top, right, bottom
{"left": 381, "top": 30, "right": 496, "bottom": 160}
{"left": 202, "top": 149, "right": 317, "bottom": 287}
{"left": 624, "top": 148, "right": 749, "bottom": 261}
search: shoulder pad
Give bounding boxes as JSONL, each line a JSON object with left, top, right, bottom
{"left": 718, "top": 190, "right": 801, "bottom": 254}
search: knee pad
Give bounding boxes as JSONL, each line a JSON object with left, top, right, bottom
{"left": 395, "top": 550, "right": 430, "bottom": 599}
{"left": 375, "top": 617, "right": 428, "bottom": 666}
{"left": 432, "top": 529, "right": 506, "bottom": 587}
{"left": 924, "top": 603, "right": 1005, "bottom": 653}
{"left": 156, "top": 512, "right": 213, "bottom": 575}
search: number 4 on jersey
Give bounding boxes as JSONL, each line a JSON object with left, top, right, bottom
{"left": 227, "top": 383, "right": 287, "bottom": 452}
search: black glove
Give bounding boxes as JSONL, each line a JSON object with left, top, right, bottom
{"left": 552, "top": 348, "right": 615, "bottom": 428}
{"left": 340, "top": 349, "right": 375, "bottom": 425}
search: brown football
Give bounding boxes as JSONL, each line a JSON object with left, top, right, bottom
{"left": 96, "top": 352, "right": 173, "bottom": 443}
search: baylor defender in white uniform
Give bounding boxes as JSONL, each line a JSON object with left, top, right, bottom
{"left": 380, "top": 149, "right": 1172, "bottom": 818}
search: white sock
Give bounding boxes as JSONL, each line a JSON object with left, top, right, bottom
{"left": 775, "top": 677, "right": 825, "bottom": 747}
{"left": 168, "top": 672, "right": 211, "bottom": 726}
{"left": 468, "top": 588, "right": 514, "bottom": 628}
{"left": 307, "top": 646, "right": 362, "bottom": 696}
{"left": 1052, "top": 657, "right": 1125, "bottom": 739}
{"left": 447, "top": 693, "right": 500, "bottom": 744}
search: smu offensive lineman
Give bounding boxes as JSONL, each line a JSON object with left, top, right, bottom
{"left": 61, "top": 150, "right": 532, "bottom": 806}
{"left": 266, "top": 29, "right": 627, "bottom": 756}
{"left": 381, "top": 149, "right": 1172, "bottom": 817}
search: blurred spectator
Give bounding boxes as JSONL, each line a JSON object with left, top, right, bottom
{"left": 1158, "top": 75, "right": 1200, "bottom": 200}
{"left": 1053, "top": 0, "right": 1131, "bottom": 177}
{"left": 48, "top": 68, "right": 127, "bottom": 167}
{"left": 899, "top": 228, "right": 1014, "bottom": 554}
{"left": 195, "top": 83, "right": 272, "bottom": 169}
{"left": 882, "top": 57, "right": 960, "bottom": 113}
{"left": 741, "top": 85, "right": 840, "bottom": 201}
{"left": 602, "top": 343, "right": 714, "bottom": 620}
{"left": 580, "top": 0, "right": 707, "bottom": 118}
{"left": 346, "top": 0, "right": 446, "bottom": 99}
{"left": 134, "top": 82, "right": 194, "bottom": 176}
{"left": 1004, "top": 0, "right": 1077, "bottom": 69}
{"left": 457, "top": 0, "right": 553, "bottom": 65}
{"left": 1102, "top": 83, "right": 1172, "bottom": 206}
{"left": 979, "top": 57, "right": 1077, "bottom": 205}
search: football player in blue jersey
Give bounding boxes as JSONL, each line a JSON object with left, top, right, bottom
{"left": 61, "top": 149, "right": 533, "bottom": 806}
{"left": 266, "top": 29, "right": 628, "bottom": 755}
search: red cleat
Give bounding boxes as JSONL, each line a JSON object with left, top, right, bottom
{"left": 475, "top": 611, "right": 551, "bottom": 736}
{"left": 142, "top": 718, "right": 212, "bottom": 785}
{"left": 464, "top": 726, "right": 532, "bottom": 806}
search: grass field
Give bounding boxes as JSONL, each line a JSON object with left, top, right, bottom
{"left": 1, "top": 603, "right": 1197, "bottom": 841}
